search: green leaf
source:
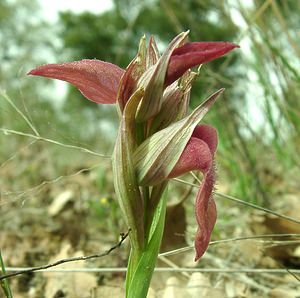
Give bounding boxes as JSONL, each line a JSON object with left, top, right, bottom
{"left": 126, "top": 187, "right": 168, "bottom": 298}
{"left": 134, "top": 89, "right": 224, "bottom": 186}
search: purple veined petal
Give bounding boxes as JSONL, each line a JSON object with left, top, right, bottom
{"left": 168, "top": 124, "right": 218, "bottom": 261}
{"left": 166, "top": 42, "right": 239, "bottom": 86}
{"left": 28, "top": 59, "right": 125, "bottom": 104}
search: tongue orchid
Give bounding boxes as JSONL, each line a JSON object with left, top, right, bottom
{"left": 28, "top": 31, "right": 238, "bottom": 298}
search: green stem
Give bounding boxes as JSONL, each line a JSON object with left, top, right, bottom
{"left": 125, "top": 247, "right": 141, "bottom": 297}
{"left": 0, "top": 250, "right": 13, "bottom": 298}
{"left": 125, "top": 187, "right": 168, "bottom": 298}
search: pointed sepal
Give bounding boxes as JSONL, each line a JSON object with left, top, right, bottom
{"left": 117, "top": 36, "right": 147, "bottom": 112}
{"left": 135, "top": 31, "right": 189, "bottom": 121}
{"left": 146, "top": 36, "right": 160, "bottom": 68}
{"left": 28, "top": 59, "right": 124, "bottom": 104}
{"left": 166, "top": 42, "right": 239, "bottom": 85}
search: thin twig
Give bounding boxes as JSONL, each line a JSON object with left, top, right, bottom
{"left": 0, "top": 140, "right": 37, "bottom": 170}
{"left": 204, "top": 251, "right": 270, "bottom": 292}
{"left": 0, "top": 128, "right": 110, "bottom": 159}
{"left": 173, "top": 178, "right": 300, "bottom": 225}
{"left": 0, "top": 231, "right": 129, "bottom": 282}
{"left": 1, "top": 90, "right": 40, "bottom": 136}
{"left": 236, "top": 0, "right": 273, "bottom": 42}
{"left": 159, "top": 233, "right": 300, "bottom": 257}
{"left": 286, "top": 269, "right": 300, "bottom": 283}
{"left": 1, "top": 163, "right": 103, "bottom": 206}
{"left": 3, "top": 267, "right": 300, "bottom": 274}
{"left": 215, "top": 191, "right": 300, "bottom": 224}
{"left": 270, "top": 0, "right": 300, "bottom": 60}
{"left": 158, "top": 255, "right": 190, "bottom": 278}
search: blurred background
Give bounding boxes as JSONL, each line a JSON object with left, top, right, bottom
{"left": 1, "top": 0, "right": 300, "bottom": 297}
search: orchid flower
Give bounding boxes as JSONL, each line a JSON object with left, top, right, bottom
{"left": 28, "top": 31, "right": 238, "bottom": 297}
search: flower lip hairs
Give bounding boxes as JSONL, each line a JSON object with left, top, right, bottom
{"left": 28, "top": 31, "right": 238, "bottom": 297}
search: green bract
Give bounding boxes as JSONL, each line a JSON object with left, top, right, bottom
{"left": 136, "top": 32, "right": 188, "bottom": 121}
{"left": 112, "top": 87, "right": 145, "bottom": 251}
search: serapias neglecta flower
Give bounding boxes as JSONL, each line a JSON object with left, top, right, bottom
{"left": 28, "top": 32, "right": 238, "bottom": 268}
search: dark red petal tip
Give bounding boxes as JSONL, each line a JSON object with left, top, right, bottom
{"left": 166, "top": 42, "right": 239, "bottom": 85}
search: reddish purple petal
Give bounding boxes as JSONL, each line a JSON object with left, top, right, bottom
{"left": 168, "top": 125, "right": 218, "bottom": 260}
{"left": 117, "top": 60, "right": 138, "bottom": 111}
{"left": 169, "top": 137, "right": 213, "bottom": 177}
{"left": 192, "top": 125, "right": 218, "bottom": 154}
{"left": 28, "top": 59, "right": 124, "bottom": 104}
{"left": 166, "top": 42, "right": 239, "bottom": 85}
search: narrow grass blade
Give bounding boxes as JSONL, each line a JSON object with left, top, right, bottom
{"left": 0, "top": 250, "right": 13, "bottom": 298}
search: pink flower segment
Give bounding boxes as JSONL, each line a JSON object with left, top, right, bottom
{"left": 169, "top": 125, "right": 218, "bottom": 260}
{"left": 166, "top": 42, "right": 238, "bottom": 86}
{"left": 28, "top": 59, "right": 124, "bottom": 104}
{"left": 28, "top": 42, "right": 237, "bottom": 104}
{"left": 28, "top": 35, "right": 238, "bottom": 260}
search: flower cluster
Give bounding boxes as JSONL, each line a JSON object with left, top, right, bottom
{"left": 28, "top": 32, "right": 238, "bottom": 263}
